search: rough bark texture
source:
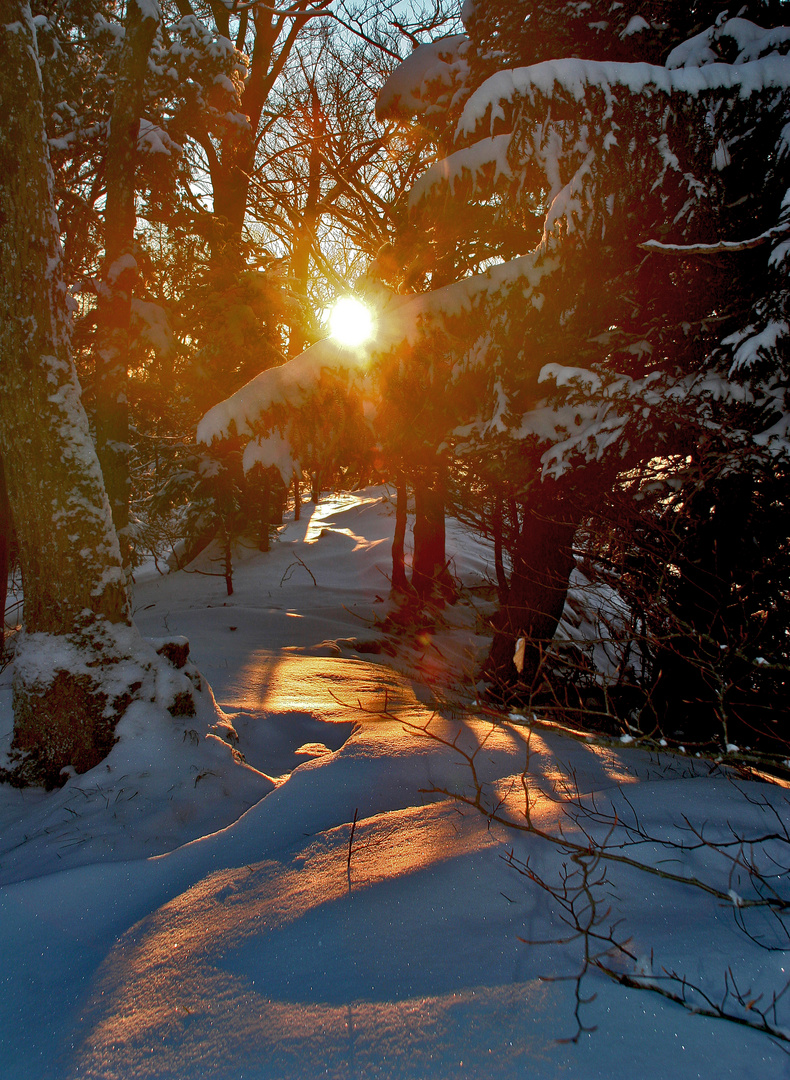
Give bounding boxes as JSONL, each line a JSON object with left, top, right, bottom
{"left": 0, "top": 456, "right": 11, "bottom": 652}
{"left": 0, "top": 7, "right": 129, "bottom": 634}
{"left": 0, "top": 6, "right": 141, "bottom": 782}
{"left": 13, "top": 671, "right": 117, "bottom": 781}
{"left": 485, "top": 503, "right": 579, "bottom": 693}
{"left": 94, "top": 0, "right": 159, "bottom": 567}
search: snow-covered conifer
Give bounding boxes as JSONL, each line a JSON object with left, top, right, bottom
{"left": 378, "top": 0, "right": 790, "bottom": 738}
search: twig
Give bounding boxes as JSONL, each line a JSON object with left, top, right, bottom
{"left": 347, "top": 807, "right": 359, "bottom": 892}
{"left": 327, "top": 687, "right": 399, "bottom": 718}
{"left": 414, "top": 712, "right": 790, "bottom": 1043}
{"left": 280, "top": 553, "right": 317, "bottom": 586}
{"left": 595, "top": 962, "right": 790, "bottom": 1047}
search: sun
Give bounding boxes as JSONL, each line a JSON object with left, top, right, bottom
{"left": 328, "top": 296, "right": 375, "bottom": 347}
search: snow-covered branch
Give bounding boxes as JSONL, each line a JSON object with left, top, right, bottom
{"left": 639, "top": 221, "right": 790, "bottom": 255}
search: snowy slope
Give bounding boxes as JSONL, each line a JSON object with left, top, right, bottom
{"left": 1, "top": 488, "right": 788, "bottom": 1079}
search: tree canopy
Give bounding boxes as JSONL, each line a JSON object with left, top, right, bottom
{"left": 2, "top": 0, "right": 789, "bottom": 781}
{"left": 200, "top": 0, "right": 790, "bottom": 750}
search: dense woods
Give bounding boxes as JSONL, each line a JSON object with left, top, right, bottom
{"left": 2, "top": 0, "right": 788, "bottom": 782}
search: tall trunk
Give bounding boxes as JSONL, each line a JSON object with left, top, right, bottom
{"left": 412, "top": 474, "right": 453, "bottom": 600}
{"left": 94, "top": 0, "right": 159, "bottom": 568}
{"left": 486, "top": 502, "right": 579, "bottom": 693}
{"left": 391, "top": 481, "right": 410, "bottom": 594}
{"left": 0, "top": 9, "right": 129, "bottom": 633}
{"left": 651, "top": 473, "right": 754, "bottom": 741}
{"left": 210, "top": 7, "right": 312, "bottom": 257}
{"left": 271, "top": 479, "right": 285, "bottom": 525}
{"left": 288, "top": 229, "right": 316, "bottom": 358}
{"left": 0, "top": 7, "right": 149, "bottom": 784}
{"left": 0, "top": 456, "right": 11, "bottom": 653}
{"left": 293, "top": 476, "right": 301, "bottom": 521}
{"left": 288, "top": 82, "right": 323, "bottom": 358}
{"left": 492, "top": 495, "right": 508, "bottom": 603}
{"left": 258, "top": 471, "right": 271, "bottom": 552}
{"left": 223, "top": 525, "right": 234, "bottom": 596}
{"left": 209, "top": 81, "right": 258, "bottom": 249}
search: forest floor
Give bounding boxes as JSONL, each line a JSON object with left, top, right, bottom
{"left": 1, "top": 488, "right": 789, "bottom": 1079}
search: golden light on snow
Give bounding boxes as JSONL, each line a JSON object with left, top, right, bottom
{"left": 328, "top": 296, "right": 375, "bottom": 347}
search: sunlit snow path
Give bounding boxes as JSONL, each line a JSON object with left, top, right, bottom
{"left": 1, "top": 491, "right": 788, "bottom": 1079}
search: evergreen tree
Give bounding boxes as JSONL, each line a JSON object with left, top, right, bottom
{"left": 378, "top": 0, "right": 790, "bottom": 742}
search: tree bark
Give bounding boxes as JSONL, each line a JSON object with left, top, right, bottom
{"left": 0, "top": 6, "right": 151, "bottom": 784}
{"left": 287, "top": 81, "right": 323, "bottom": 357}
{"left": 411, "top": 474, "right": 454, "bottom": 600}
{"left": 0, "top": 8, "right": 129, "bottom": 634}
{"left": 0, "top": 455, "right": 11, "bottom": 653}
{"left": 258, "top": 470, "right": 271, "bottom": 552}
{"left": 93, "top": 0, "right": 160, "bottom": 568}
{"left": 492, "top": 495, "right": 508, "bottom": 603}
{"left": 210, "top": 6, "right": 313, "bottom": 254}
{"left": 650, "top": 472, "right": 754, "bottom": 739}
{"left": 271, "top": 479, "right": 285, "bottom": 525}
{"left": 223, "top": 525, "right": 234, "bottom": 596}
{"left": 485, "top": 501, "right": 579, "bottom": 693}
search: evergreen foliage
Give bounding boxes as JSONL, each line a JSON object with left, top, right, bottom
{"left": 378, "top": 0, "right": 790, "bottom": 749}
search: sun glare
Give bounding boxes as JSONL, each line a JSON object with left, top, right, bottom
{"left": 328, "top": 296, "right": 375, "bottom": 347}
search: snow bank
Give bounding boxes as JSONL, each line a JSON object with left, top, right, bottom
{"left": 3, "top": 489, "right": 790, "bottom": 1079}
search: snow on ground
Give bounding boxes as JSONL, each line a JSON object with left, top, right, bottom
{"left": 1, "top": 488, "right": 789, "bottom": 1079}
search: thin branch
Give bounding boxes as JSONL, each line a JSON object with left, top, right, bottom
{"left": 279, "top": 552, "right": 317, "bottom": 585}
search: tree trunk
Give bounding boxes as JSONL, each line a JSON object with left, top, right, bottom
{"left": 650, "top": 472, "right": 754, "bottom": 741}
{"left": 223, "top": 525, "right": 234, "bottom": 596}
{"left": 391, "top": 481, "right": 411, "bottom": 594}
{"left": 412, "top": 474, "right": 454, "bottom": 600}
{"left": 271, "top": 479, "right": 285, "bottom": 525}
{"left": 293, "top": 476, "right": 301, "bottom": 521}
{"left": 258, "top": 471, "right": 271, "bottom": 552}
{"left": 485, "top": 502, "right": 579, "bottom": 694}
{"left": 209, "top": 7, "right": 312, "bottom": 257}
{"left": 0, "top": 456, "right": 11, "bottom": 653}
{"left": 492, "top": 496, "right": 508, "bottom": 603}
{"left": 93, "top": 0, "right": 159, "bottom": 568}
{"left": 0, "top": 6, "right": 155, "bottom": 785}
{"left": 287, "top": 82, "right": 323, "bottom": 357}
